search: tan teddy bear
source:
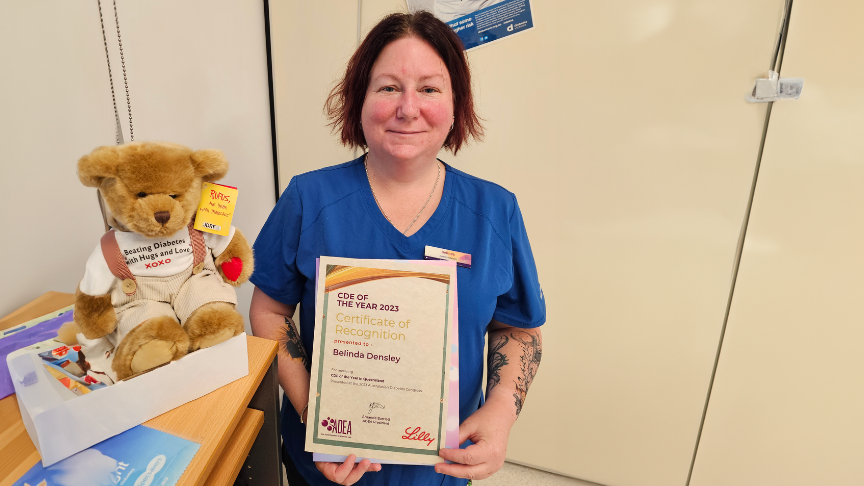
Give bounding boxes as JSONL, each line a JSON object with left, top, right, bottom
{"left": 58, "top": 141, "right": 253, "bottom": 381}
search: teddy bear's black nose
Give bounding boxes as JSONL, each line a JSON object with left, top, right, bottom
{"left": 154, "top": 211, "right": 171, "bottom": 225}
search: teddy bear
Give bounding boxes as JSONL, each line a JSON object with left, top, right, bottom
{"left": 57, "top": 141, "right": 253, "bottom": 382}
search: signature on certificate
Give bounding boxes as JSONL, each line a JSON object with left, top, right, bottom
{"left": 368, "top": 402, "right": 385, "bottom": 414}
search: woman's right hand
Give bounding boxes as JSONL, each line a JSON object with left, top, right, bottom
{"left": 315, "top": 454, "right": 382, "bottom": 485}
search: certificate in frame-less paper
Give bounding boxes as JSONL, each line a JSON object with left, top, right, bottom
{"left": 305, "top": 257, "right": 456, "bottom": 464}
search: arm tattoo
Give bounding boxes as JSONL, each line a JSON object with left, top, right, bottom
{"left": 511, "top": 331, "right": 542, "bottom": 417}
{"left": 486, "top": 335, "right": 509, "bottom": 393}
{"left": 278, "top": 316, "right": 309, "bottom": 371}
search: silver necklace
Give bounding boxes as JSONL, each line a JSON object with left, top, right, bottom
{"left": 364, "top": 154, "right": 441, "bottom": 235}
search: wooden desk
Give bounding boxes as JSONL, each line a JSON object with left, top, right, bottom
{"left": 0, "top": 292, "right": 282, "bottom": 486}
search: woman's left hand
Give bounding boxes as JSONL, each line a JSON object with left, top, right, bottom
{"left": 315, "top": 454, "right": 382, "bottom": 485}
{"left": 435, "top": 399, "right": 516, "bottom": 480}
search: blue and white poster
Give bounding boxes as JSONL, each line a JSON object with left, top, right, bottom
{"left": 13, "top": 425, "right": 199, "bottom": 486}
{"left": 410, "top": 0, "right": 535, "bottom": 50}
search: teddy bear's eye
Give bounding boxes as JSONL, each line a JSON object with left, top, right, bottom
{"left": 170, "top": 195, "right": 178, "bottom": 199}
{"left": 137, "top": 192, "right": 147, "bottom": 198}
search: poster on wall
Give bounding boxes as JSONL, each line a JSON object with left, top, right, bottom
{"left": 408, "top": 0, "right": 535, "bottom": 50}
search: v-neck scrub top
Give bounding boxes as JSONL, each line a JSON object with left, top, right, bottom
{"left": 251, "top": 155, "right": 546, "bottom": 486}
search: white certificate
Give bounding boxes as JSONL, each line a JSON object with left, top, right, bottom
{"left": 305, "top": 257, "right": 457, "bottom": 464}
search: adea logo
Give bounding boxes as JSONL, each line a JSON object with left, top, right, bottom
{"left": 507, "top": 23, "right": 513, "bottom": 32}
{"left": 322, "top": 416, "right": 352, "bottom": 436}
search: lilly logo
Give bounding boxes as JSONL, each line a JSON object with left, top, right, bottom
{"left": 133, "top": 455, "right": 166, "bottom": 486}
{"left": 322, "top": 416, "right": 352, "bottom": 436}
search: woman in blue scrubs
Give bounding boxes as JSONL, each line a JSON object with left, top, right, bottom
{"left": 250, "top": 11, "right": 545, "bottom": 486}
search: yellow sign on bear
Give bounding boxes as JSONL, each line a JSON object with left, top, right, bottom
{"left": 194, "top": 182, "right": 238, "bottom": 236}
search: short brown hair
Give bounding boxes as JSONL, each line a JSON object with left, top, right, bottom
{"left": 325, "top": 11, "right": 483, "bottom": 154}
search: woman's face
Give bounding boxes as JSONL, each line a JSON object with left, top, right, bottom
{"left": 361, "top": 36, "right": 454, "bottom": 164}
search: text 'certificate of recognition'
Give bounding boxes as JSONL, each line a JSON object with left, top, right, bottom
{"left": 306, "top": 257, "right": 456, "bottom": 464}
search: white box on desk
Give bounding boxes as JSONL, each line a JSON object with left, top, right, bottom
{"left": 6, "top": 333, "right": 248, "bottom": 466}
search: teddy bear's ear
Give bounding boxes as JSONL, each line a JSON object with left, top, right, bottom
{"left": 77, "top": 146, "right": 121, "bottom": 187}
{"left": 190, "top": 149, "right": 229, "bottom": 182}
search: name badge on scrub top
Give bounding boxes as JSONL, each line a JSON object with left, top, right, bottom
{"left": 424, "top": 245, "right": 471, "bottom": 269}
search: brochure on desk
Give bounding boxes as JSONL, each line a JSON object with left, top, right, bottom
{"left": 0, "top": 307, "right": 75, "bottom": 401}
{"left": 306, "top": 257, "right": 458, "bottom": 465}
{"left": 0, "top": 305, "right": 74, "bottom": 341}
{"left": 13, "top": 424, "right": 199, "bottom": 486}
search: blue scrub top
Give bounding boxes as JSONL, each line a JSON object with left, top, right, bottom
{"left": 251, "top": 155, "right": 545, "bottom": 486}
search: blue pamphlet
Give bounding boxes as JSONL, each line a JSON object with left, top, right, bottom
{"left": 13, "top": 425, "right": 199, "bottom": 486}
{"left": 0, "top": 308, "right": 75, "bottom": 400}
{"left": 444, "top": 0, "right": 534, "bottom": 50}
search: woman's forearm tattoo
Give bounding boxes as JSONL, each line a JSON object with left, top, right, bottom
{"left": 511, "top": 331, "right": 542, "bottom": 417}
{"left": 278, "top": 316, "right": 309, "bottom": 370}
{"left": 487, "top": 335, "right": 509, "bottom": 393}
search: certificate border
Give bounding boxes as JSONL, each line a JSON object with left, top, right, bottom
{"left": 313, "top": 282, "right": 450, "bottom": 455}
{"left": 437, "top": 286, "right": 450, "bottom": 448}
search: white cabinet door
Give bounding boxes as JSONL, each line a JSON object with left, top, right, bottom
{"left": 690, "top": 0, "right": 864, "bottom": 484}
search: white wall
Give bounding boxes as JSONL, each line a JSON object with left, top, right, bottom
{"left": 0, "top": 0, "right": 275, "bottom": 330}
{"left": 268, "top": 1, "right": 358, "bottom": 194}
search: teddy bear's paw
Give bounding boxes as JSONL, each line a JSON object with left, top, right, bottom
{"left": 74, "top": 287, "right": 118, "bottom": 339}
{"left": 113, "top": 315, "right": 190, "bottom": 380}
{"left": 185, "top": 302, "right": 244, "bottom": 352}
{"left": 214, "top": 229, "right": 254, "bottom": 286}
{"left": 57, "top": 321, "right": 81, "bottom": 345}
{"left": 130, "top": 340, "right": 177, "bottom": 374}
{"left": 197, "top": 328, "right": 236, "bottom": 349}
